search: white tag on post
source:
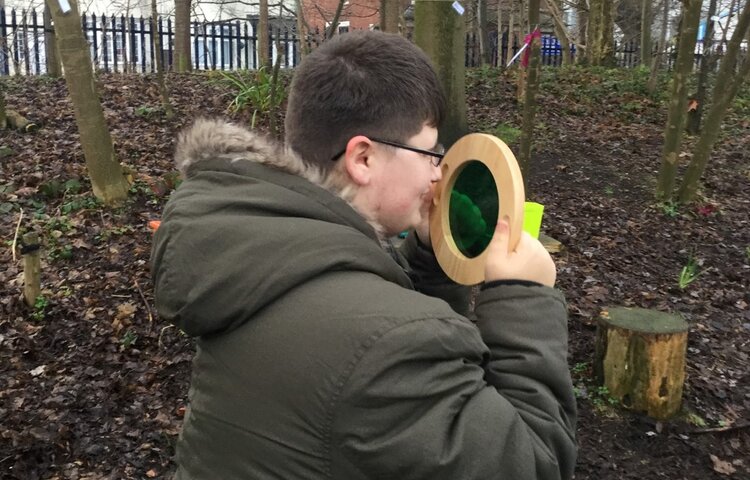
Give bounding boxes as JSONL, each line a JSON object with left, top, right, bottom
{"left": 452, "top": 1, "right": 465, "bottom": 15}
{"left": 57, "top": 0, "right": 72, "bottom": 14}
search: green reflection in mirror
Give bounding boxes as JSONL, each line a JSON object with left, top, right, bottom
{"left": 449, "top": 161, "right": 499, "bottom": 258}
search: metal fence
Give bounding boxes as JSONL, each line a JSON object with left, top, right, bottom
{"left": 0, "top": 8, "right": 301, "bottom": 75}
{"left": 466, "top": 30, "right": 745, "bottom": 70}
{"left": 0, "top": 8, "right": 746, "bottom": 76}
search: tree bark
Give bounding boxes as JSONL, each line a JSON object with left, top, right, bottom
{"left": 0, "top": 88, "right": 6, "bottom": 128}
{"left": 587, "top": 0, "right": 615, "bottom": 66}
{"left": 718, "top": 0, "right": 737, "bottom": 48}
{"left": 640, "top": 0, "right": 652, "bottom": 66}
{"left": 295, "top": 0, "right": 310, "bottom": 59}
{"left": 506, "top": 0, "right": 515, "bottom": 66}
{"left": 258, "top": 0, "right": 270, "bottom": 67}
{"left": 44, "top": 4, "right": 62, "bottom": 76}
{"left": 44, "top": 0, "right": 129, "bottom": 204}
{"left": 151, "top": 0, "right": 174, "bottom": 118}
{"left": 497, "top": 0, "right": 503, "bottom": 67}
{"left": 174, "top": 0, "right": 192, "bottom": 71}
{"left": 414, "top": 0, "right": 468, "bottom": 148}
{"left": 518, "top": 0, "right": 541, "bottom": 187}
{"left": 478, "top": 0, "right": 491, "bottom": 65}
{"left": 380, "top": 0, "right": 400, "bottom": 33}
{"left": 686, "top": 0, "right": 718, "bottom": 134}
{"left": 655, "top": 0, "right": 703, "bottom": 201}
{"left": 678, "top": 2, "right": 750, "bottom": 202}
{"left": 325, "top": 0, "right": 346, "bottom": 39}
{"left": 575, "top": 0, "right": 588, "bottom": 63}
{"left": 546, "top": 0, "right": 572, "bottom": 65}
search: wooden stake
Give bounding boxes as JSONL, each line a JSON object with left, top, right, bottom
{"left": 594, "top": 307, "right": 688, "bottom": 419}
{"left": 22, "top": 232, "right": 41, "bottom": 307}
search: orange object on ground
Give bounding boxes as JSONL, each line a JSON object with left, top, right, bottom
{"left": 148, "top": 220, "right": 162, "bottom": 232}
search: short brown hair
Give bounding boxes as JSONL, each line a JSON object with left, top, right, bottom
{"left": 285, "top": 31, "right": 445, "bottom": 174}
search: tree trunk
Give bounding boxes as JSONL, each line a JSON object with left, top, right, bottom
{"left": 647, "top": 0, "right": 670, "bottom": 93}
{"left": 174, "top": 0, "right": 192, "bottom": 72}
{"left": 655, "top": 0, "right": 703, "bottom": 201}
{"left": 0, "top": 88, "right": 6, "bottom": 128}
{"left": 44, "top": 4, "right": 61, "bottom": 76}
{"left": 123, "top": 0, "right": 132, "bottom": 73}
{"left": 518, "top": 0, "right": 541, "bottom": 187}
{"left": 575, "top": 0, "right": 588, "bottom": 63}
{"left": 478, "top": 0, "right": 491, "bottom": 65}
{"left": 414, "top": 0, "right": 468, "bottom": 148}
{"left": 686, "top": 0, "right": 718, "bottom": 134}
{"left": 587, "top": 0, "right": 615, "bottom": 66}
{"left": 295, "top": 0, "right": 310, "bottom": 59}
{"left": 44, "top": 0, "right": 129, "bottom": 204}
{"left": 595, "top": 307, "right": 688, "bottom": 420}
{"left": 497, "top": 1, "right": 503, "bottom": 67}
{"left": 546, "top": 0, "right": 572, "bottom": 66}
{"left": 640, "top": 0, "right": 652, "bottom": 66}
{"left": 259, "top": 0, "right": 270, "bottom": 67}
{"left": 718, "top": 0, "right": 738, "bottom": 48}
{"left": 678, "top": 2, "right": 750, "bottom": 202}
{"left": 380, "top": 0, "right": 400, "bottom": 33}
{"left": 325, "top": 0, "right": 346, "bottom": 39}
{"left": 151, "top": 0, "right": 174, "bottom": 118}
{"left": 506, "top": 0, "right": 515, "bottom": 67}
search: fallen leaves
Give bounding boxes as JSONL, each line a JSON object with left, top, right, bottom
{"left": 710, "top": 454, "right": 736, "bottom": 475}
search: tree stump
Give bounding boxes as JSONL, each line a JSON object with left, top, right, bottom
{"left": 594, "top": 307, "right": 688, "bottom": 419}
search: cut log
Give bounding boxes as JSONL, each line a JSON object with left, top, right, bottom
{"left": 6, "top": 110, "right": 37, "bottom": 131}
{"left": 594, "top": 307, "right": 688, "bottom": 419}
{"left": 540, "top": 233, "right": 561, "bottom": 253}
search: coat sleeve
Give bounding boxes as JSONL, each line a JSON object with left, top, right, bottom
{"left": 329, "top": 286, "right": 577, "bottom": 480}
{"left": 397, "top": 233, "right": 472, "bottom": 316}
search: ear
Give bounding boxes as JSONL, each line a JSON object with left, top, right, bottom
{"left": 342, "top": 136, "right": 375, "bottom": 186}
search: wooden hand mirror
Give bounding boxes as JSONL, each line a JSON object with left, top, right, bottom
{"left": 429, "top": 133, "right": 525, "bottom": 285}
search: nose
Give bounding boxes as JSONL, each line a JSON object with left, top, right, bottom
{"left": 432, "top": 162, "right": 443, "bottom": 182}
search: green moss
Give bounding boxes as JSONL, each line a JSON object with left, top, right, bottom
{"left": 603, "top": 307, "right": 687, "bottom": 335}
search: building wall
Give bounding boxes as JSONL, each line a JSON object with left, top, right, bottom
{"left": 300, "top": 0, "right": 380, "bottom": 33}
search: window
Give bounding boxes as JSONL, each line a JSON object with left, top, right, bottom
{"left": 325, "top": 20, "right": 350, "bottom": 35}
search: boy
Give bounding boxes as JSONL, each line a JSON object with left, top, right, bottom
{"left": 152, "top": 30, "right": 576, "bottom": 479}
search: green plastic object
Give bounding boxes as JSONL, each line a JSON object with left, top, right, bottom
{"left": 523, "top": 202, "right": 544, "bottom": 239}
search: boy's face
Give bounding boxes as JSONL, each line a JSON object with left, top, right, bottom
{"left": 353, "top": 124, "right": 443, "bottom": 236}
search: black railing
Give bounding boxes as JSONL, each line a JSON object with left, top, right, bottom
{"left": 0, "top": 8, "right": 746, "bottom": 76}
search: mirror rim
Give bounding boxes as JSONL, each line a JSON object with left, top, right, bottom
{"left": 429, "top": 133, "right": 525, "bottom": 285}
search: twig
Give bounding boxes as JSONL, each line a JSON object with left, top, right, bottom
{"left": 11, "top": 208, "right": 24, "bottom": 263}
{"left": 158, "top": 325, "right": 175, "bottom": 349}
{"left": 692, "top": 421, "right": 750, "bottom": 434}
{"left": 134, "top": 279, "right": 154, "bottom": 327}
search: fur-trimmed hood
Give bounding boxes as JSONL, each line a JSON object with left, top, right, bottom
{"left": 175, "top": 118, "right": 325, "bottom": 186}
{"left": 173, "top": 118, "right": 384, "bottom": 237}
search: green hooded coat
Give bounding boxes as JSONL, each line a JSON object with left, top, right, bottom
{"left": 151, "top": 119, "right": 577, "bottom": 479}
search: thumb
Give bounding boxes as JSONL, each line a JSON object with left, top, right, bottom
{"left": 489, "top": 216, "right": 511, "bottom": 255}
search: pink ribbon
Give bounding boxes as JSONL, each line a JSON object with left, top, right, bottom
{"left": 521, "top": 29, "right": 542, "bottom": 68}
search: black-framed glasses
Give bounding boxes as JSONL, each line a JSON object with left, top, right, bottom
{"left": 330, "top": 137, "right": 445, "bottom": 167}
